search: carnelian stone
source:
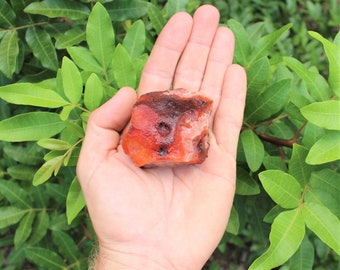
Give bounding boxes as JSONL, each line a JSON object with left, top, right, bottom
{"left": 121, "top": 89, "right": 213, "bottom": 167}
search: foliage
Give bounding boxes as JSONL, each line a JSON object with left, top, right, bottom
{"left": 0, "top": 0, "right": 339, "bottom": 269}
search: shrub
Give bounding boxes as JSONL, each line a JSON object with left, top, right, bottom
{"left": 0, "top": 0, "right": 339, "bottom": 269}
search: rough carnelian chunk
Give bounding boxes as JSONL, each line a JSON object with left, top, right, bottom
{"left": 121, "top": 89, "right": 213, "bottom": 167}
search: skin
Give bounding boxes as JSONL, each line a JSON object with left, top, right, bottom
{"left": 76, "top": 4, "right": 247, "bottom": 270}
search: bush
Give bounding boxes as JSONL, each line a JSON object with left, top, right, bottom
{"left": 0, "top": 0, "right": 339, "bottom": 269}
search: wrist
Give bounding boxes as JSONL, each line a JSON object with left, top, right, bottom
{"left": 91, "top": 245, "right": 174, "bottom": 270}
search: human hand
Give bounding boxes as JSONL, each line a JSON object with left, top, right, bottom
{"left": 77, "top": 4, "right": 247, "bottom": 270}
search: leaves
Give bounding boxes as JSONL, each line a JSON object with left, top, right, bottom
{"left": 0, "top": 30, "right": 19, "bottom": 78}
{"left": 105, "top": 0, "right": 148, "bottom": 21}
{"left": 259, "top": 170, "right": 302, "bottom": 209}
{"left": 86, "top": 2, "right": 115, "bottom": 69}
{"left": 306, "top": 131, "right": 340, "bottom": 164}
{"left": 24, "top": 0, "right": 90, "bottom": 20}
{"left": 25, "top": 27, "right": 58, "bottom": 71}
{"left": 301, "top": 100, "right": 340, "bottom": 130}
{"left": 0, "top": 112, "right": 65, "bottom": 142}
{"left": 84, "top": 73, "right": 104, "bottom": 111}
{"left": 0, "top": 206, "right": 27, "bottom": 229}
{"left": 0, "top": 83, "right": 68, "bottom": 108}
{"left": 25, "top": 247, "right": 67, "bottom": 269}
{"left": 302, "top": 202, "right": 340, "bottom": 255}
{"left": 66, "top": 177, "right": 85, "bottom": 225}
{"left": 309, "top": 31, "right": 340, "bottom": 97}
{"left": 249, "top": 209, "right": 305, "bottom": 270}
{"left": 240, "top": 129, "right": 265, "bottom": 172}
{"left": 61, "top": 57, "right": 83, "bottom": 104}
{"left": 123, "top": 20, "right": 146, "bottom": 59}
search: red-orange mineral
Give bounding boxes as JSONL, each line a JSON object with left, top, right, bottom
{"left": 121, "top": 89, "right": 213, "bottom": 167}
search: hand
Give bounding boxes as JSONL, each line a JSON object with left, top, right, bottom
{"left": 77, "top": 4, "right": 247, "bottom": 270}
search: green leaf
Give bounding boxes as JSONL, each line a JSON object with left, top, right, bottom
{"left": 0, "top": 30, "right": 19, "bottom": 78}
{"left": 240, "top": 129, "right": 265, "bottom": 172}
{"left": 0, "top": 179, "right": 32, "bottom": 209}
{"left": 147, "top": 3, "right": 166, "bottom": 35}
{"left": 123, "top": 20, "right": 145, "bottom": 59}
{"left": 226, "top": 206, "right": 239, "bottom": 235}
{"left": 7, "top": 165, "right": 36, "bottom": 181}
{"left": 37, "top": 138, "right": 71, "bottom": 151}
{"left": 250, "top": 23, "right": 292, "bottom": 64}
{"left": 289, "top": 144, "right": 313, "bottom": 187}
{"left": 66, "top": 177, "right": 85, "bottom": 225}
{"left": 259, "top": 170, "right": 302, "bottom": 209}
{"left": 61, "top": 57, "right": 83, "bottom": 104}
{"left": 105, "top": 0, "right": 148, "bottom": 21}
{"left": 0, "top": 83, "right": 68, "bottom": 108}
{"left": 246, "top": 56, "right": 270, "bottom": 96}
{"left": 52, "top": 230, "right": 81, "bottom": 263}
{"left": 0, "top": 0, "right": 16, "bottom": 27}
{"left": 0, "top": 206, "right": 27, "bottom": 229}
{"left": 24, "top": 0, "right": 90, "bottom": 20}
{"left": 0, "top": 112, "right": 65, "bottom": 142}
{"left": 3, "top": 142, "right": 44, "bottom": 165}
{"left": 25, "top": 247, "right": 67, "bottom": 269}
{"left": 306, "top": 131, "right": 340, "bottom": 164}
{"left": 283, "top": 56, "right": 331, "bottom": 101}
{"left": 289, "top": 236, "right": 314, "bottom": 270}
{"left": 28, "top": 209, "right": 49, "bottom": 245}
{"left": 302, "top": 202, "right": 340, "bottom": 255}
{"left": 67, "top": 46, "right": 102, "bottom": 73}
{"left": 86, "top": 2, "right": 115, "bottom": 69}
{"left": 33, "top": 155, "right": 64, "bottom": 186}
{"left": 84, "top": 73, "right": 104, "bottom": 111}
{"left": 111, "top": 44, "right": 137, "bottom": 88}
{"left": 309, "top": 31, "right": 340, "bottom": 97}
{"left": 55, "top": 28, "right": 86, "bottom": 49}
{"left": 228, "top": 19, "right": 251, "bottom": 66}
{"left": 245, "top": 79, "right": 290, "bottom": 123}
{"left": 249, "top": 209, "right": 305, "bottom": 270}
{"left": 301, "top": 100, "right": 340, "bottom": 130}
{"left": 163, "top": 0, "right": 188, "bottom": 17}
{"left": 236, "top": 166, "right": 260, "bottom": 195}
{"left": 25, "top": 27, "right": 58, "bottom": 71}
{"left": 14, "top": 211, "right": 35, "bottom": 248}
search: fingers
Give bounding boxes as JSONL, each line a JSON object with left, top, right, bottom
{"left": 77, "top": 87, "right": 137, "bottom": 180}
{"left": 213, "top": 65, "right": 247, "bottom": 156}
{"left": 138, "top": 12, "right": 192, "bottom": 96}
{"left": 173, "top": 5, "right": 220, "bottom": 91}
{"left": 200, "top": 27, "right": 234, "bottom": 117}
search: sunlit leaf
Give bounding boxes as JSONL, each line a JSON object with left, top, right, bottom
{"left": 33, "top": 155, "right": 64, "bottom": 186}
{"left": 24, "top": 0, "right": 90, "bottom": 20}
{"left": 111, "top": 44, "right": 136, "bottom": 88}
{"left": 301, "top": 100, "right": 340, "bottom": 130}
{"left": 86, "top": 2, "right": 115, "bottom": 69}
{"left": 302, "top": 202, "right": 340, "bottom": 255}
{"left": 61, "top": 57, "right": 83, "bottom": 104}
{"left": 309, "top": 31, "right": 340, "bottom": 97}
{"left": 66, "top": 177, "right": 85, "bottom": 225}
{"left": 289, "top": 144, "right": 313, "bottom": 187}
{"left": 84, "top": 73, "right": 104, "bottom": 111}
{"left": 0, "top": 112, "right": 65, "bottom": 142}
{"left": 0, "top": 83, "right": 68, "bottom": 108}
{"left": 249, "top": 209, "right": 305, "bottom": 270}
{"left": 283, "top": 56, "right": 331, "bottom": 101}
{"left": 123, "top": 20, "right": 145, "bottom": 59}
{"left": 25, "top": 27, "right": 58, "bottom": 71}
{"left": 37, "top": 138, "right": 71, "bottom": 151}
{"left": 306, "top": 131, "right": 340, "bottom": 164}
{"left": 67, "top": 47, "right": 101, "bottom": 75}
{"left": 259, "top": 170, "right": 302, "bottom": 209}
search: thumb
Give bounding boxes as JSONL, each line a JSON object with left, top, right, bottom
{"left": 77, "top": 87, "right": 137, "bottom": 179}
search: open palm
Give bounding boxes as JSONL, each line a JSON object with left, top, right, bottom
{"left": 77, "top": 5, "right": 247, "bottom": 269}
